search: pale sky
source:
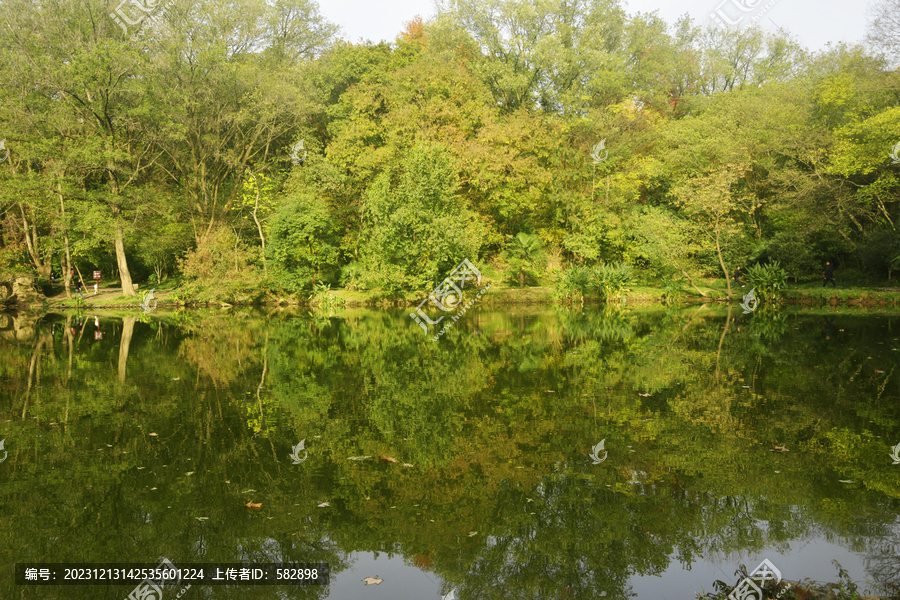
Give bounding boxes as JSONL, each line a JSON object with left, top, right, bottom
{"left": 316, "top": 0, "right": 873, "bottom": 52}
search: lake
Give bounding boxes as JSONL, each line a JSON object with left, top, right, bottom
{"left": 1, "top": 305, "right": 899, "bottom": 599}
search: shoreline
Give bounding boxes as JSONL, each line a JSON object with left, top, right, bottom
{"left": 22, "top": 285, "right": 900, "bottom": 311}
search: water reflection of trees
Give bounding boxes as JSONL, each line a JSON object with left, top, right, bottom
{"left": 0, "top": 307, "right": 899, "bottom": 598}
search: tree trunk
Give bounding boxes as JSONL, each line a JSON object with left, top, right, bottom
{"left": 716, "top": 304, "right": 732, "bottom": 376}
{"left": 114, "top": 222, "right": 136, "bottom": 296}
{"left": 118, "top": 316, "right": 137, "bottom": 383}
{"left": 249, "top": 171, "right": 267, "bottom": 276}
{"left": 680, "top": 269, "right": 707, "bottom": 297}
{"left": 18, "top": 203, "right": 49, "bottom": 277}
{"left": 715, "top": 218, "right": 731, "bottom": 298}
{"left": 57, "top": 182, "right": 72, "bottom": 299}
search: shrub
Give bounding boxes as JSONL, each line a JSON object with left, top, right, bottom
{"left": 180, "top": 228, "right": 258, "bottom": 284}
{"left": 590, "top": 262, "right": 633, "bottom": 303}
{"left": 556, "top": 265, "right": 592, "bottom": 303}
{"left": 745, "top": 261, "right": 788, "bottom": 303}
{"left": 501, "top": 232, "right": 546, "bottom": 288}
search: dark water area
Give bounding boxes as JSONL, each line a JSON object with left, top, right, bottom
{"left": 1, "top": 305, "right": 899, "bottom": 599}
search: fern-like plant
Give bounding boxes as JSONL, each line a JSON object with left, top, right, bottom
{"left": 745, "top": 261, "right": 788, "bottom": 303}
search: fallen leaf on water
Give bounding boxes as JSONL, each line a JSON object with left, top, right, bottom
{"left": 318, "top": 502, "right": 330, "bottom": 508}
{"left": 149, "top": 433, "right": 158, "bottom": 437}
{"left": 150, "top": 487, "right": 157, "bottom": 490}
{"left": 468, "top": 531, "right": 477, "bottom": 537}
{"left": 245, "top": 501, "right": 262, "bottom": 509}
{"left": 185, "top": 471, "right": 194, "bottom": 476}
{"left": 772, "top": 445, "right": 788, "bottom": 452}
{"left": 839, "top": 480, "right": 854, "bottom": 484}
{"left": 638, "top": 393, "right": 651, "bottom": 397}
{"left": 195, "top": 517, "right": 208, "bottom": 521}
{"left": 347, "top": 456, "right": 371, "bottom": 461}
{"left": 402, "top": 463, "right": 414, "bottom": 468}
{"left": 172, "top": 377, "right": 180, "bottom": 381}
{"left": 380, "top": 455, "right": 399, "bottom": 463}
{"left": 136, "top": 467, "right": 145, "bottom": 470}
{"left": 362, "top": 576, "right": 383, "bottom": 585}
{"left": 241, "top": 489, "right": 256, "bottom": 494}
{"left": 875, "top": 370, "right": 885, "bottom": 374}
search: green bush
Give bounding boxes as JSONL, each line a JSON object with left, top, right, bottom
{"left": 556, "top": 265, "right": 592, "bottom": 303}
{"left": 501, "top": 232, "right": 546, "bottom": 288}
{"left": 745, "top": 261, "right": 788, "bottom": 303}
{"left": 590, "top": 262, "right": 633, "bottom": 303}
{"left": 266, "top": 193, "right": 340, "bottom": 293}
{"left": 309, "top": 283, "right": 344, "bottom": 311}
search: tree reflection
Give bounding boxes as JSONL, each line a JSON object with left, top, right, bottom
{"left": 0, "top": 307, "right": 898, "bottom": 599}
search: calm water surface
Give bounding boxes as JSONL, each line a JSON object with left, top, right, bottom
{"left": 1, "top": 305, "right": 899, "bottom": 599}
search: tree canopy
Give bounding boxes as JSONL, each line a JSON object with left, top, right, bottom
{"left": 2, "top": 0, "right": 899, "bottom": 294}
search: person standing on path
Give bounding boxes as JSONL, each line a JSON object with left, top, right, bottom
{"left": 823, "top": 261, "right": 837, "bottom": 288}
{"left": 74, "top": 278, "right": 84, "bottom": 299}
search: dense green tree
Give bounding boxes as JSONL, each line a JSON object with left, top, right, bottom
{"left": 502, "top": 232, "right": 546, "bottom": 288}
{"left": 266, "top": 189, "right": 340, "bottom": 291}
{"left": 359, "top": 143, "right": 485, "bottom": 291}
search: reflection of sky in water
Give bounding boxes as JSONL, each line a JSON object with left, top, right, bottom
{"left": 631, "top": 540, "right": 870, "bottom": 599}
{"left": 324, "top": 539, "right": 875, "bottom": 599}
{"left": 325, "top": 552, "right": 448, "bottom": 599}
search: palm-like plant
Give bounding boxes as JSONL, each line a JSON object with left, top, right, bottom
{"left": 502, "top": 232, "right": 546, "bottom": 289}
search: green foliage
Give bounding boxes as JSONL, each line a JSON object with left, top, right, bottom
{"left": 556, "top": 265, "right": 592, "bottom": 304}
{"left": 359, "top": 143, "right": 485, "bottom": 292}
{"left": 745, "top": 261, "right": 788, "bottom": 302}
{"left": 590, "top": 261, "right": 633, "bottom": 303}
{"left": 179, "top": 228, "right": 259, "bottom": 286}
{"left": 555, "top": 262, "right": 633, "bottom": 303}
{"left": 2, "top": 0, "right": 900, "bottom": 299}
{"left": 660, "top": 278, "right": 682, "bottom": 305}
{"left": 266, "top": 191, "right": 340, "bottom": 293}
{"left": 308, "top": 282, "right": 344, "bottom": 311}
{"left": 501, "top": 232, "right": 546, "bottom": 288}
